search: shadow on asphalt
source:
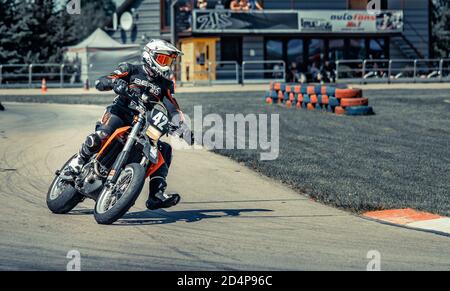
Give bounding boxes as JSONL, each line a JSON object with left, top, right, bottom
{"left": 116, "top": 208, "right": 274, "bottom": 225}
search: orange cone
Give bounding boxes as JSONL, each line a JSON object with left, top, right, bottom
{"left": 41, "top": 78, "right": 48, "bottom": 93}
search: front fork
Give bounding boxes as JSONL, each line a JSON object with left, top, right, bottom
{"left": 106, "top": 115, "right": 145, "bottom": 185}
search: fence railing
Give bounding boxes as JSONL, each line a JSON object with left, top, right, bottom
{"left": 173, "top": 61, "right": 240, "bottom": 86}
{"left": 0, "top": 63, "right": 83, "bottom": 88}
{"left": 173, "top": 60, "right": 284, "bottom": 86}
{"left": 5, "top": 58, "right": 447, "bottom": 88}
{"left": 336, "top": 58, "right": 450, "bottom": 84}
{"left": 242, "top": 60, "right": 286, "bottom": 84}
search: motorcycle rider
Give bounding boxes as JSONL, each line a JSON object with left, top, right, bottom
{"left": 67, "top": 39, "right": 190, "bottom": 210}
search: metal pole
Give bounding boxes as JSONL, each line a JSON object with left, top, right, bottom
{"left": 29, "top": 64, "right": 33, "bottom": 88}
{"left": 439, "top": 59, "right": 443, "bottom": 82}
{"left": 413, "top": 59, "right": 417, "bottom": 83}
{"left": 335, "top": 61, "right": 340, "bottom": 83}
{"left": 362, "top": 60, "right": 367, "bottom": 84}
{"left": 0, "top": 65, "right": 3, "bottom": 88}
{"left": 242, "top": 61, "right": 246, "bottom": 85}
{"left": 388, "top": 59, "right": 392, "bottom": 84}
{"left": 60, "top": 64, "right": 65, "bottom": 88}
{"left": 208, "top": 61, "right": 212, "bottom": 86}
{"left": 235, "top": 61, "right": 239, "bottom": 84}
{"left": 170, "top": 0, "right": 178, "bottom": 46}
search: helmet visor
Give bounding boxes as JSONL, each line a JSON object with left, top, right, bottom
{"left": 154, "top": 53, "right": 177, "bottom": 67}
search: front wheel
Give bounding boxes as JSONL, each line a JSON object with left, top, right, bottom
{"left": 46, "top": 154, "right": 84, "bottom": 214}
{"left": 94, "top": 163, "right": 145, "bottom": 225}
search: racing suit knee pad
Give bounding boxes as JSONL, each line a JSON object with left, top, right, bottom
{"left": 80, "top": 131, "right": 108, "bottom": 160}
{"left": 158, "top": 142, "right": 173, "bottom": 168}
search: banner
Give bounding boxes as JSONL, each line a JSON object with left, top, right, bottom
{"left": 192, "top": 10, "right": 403, "bottom": 34}
{"left": 299, "top": 10, "right": 403, "bottom": 33}
{"left": 193, "top": 10, "right": 300, "bottom": 33}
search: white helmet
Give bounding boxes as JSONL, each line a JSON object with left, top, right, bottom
{"left": 142, "top": 39, "right": 183, "bottom": 80}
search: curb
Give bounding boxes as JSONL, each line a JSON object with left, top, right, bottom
{"left": 363, "top": 208, "right": 450, "bottom": 236}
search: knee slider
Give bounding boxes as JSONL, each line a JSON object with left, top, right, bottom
{"left": 84, "top": 133, "right": 103, "bottom": 152}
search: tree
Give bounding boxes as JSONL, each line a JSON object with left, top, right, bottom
{"left": 0, "top": 0, "right": 20, "bottom": 64}
{"left": 0, "top": 0, "right": 116, "bottom": 65}
{"left": 431, "top": 0, "right": 450, "bottom": 58}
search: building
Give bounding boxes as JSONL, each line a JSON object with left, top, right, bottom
{"left": 107, "top": 0, "right": 431, "bottom": 83}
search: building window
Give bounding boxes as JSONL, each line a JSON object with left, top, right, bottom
{"left": 265, "top": 40, "right": 283, "bottom": 61}
{"left": 368, "top": 38, "right": 387, "bottom": 59}
{"left": 287, "top": 39, "right": 304, "bottom": 66}
{"left": 308, "top": 39, "right": 325, "bottom": 64}
{"left": 347, "top": 38, "right": 366, "bottom": 59}
{"left": 328, "top": 39, "right": 345, "bottom": 62}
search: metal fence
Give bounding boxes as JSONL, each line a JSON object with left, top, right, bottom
{"left": 0, "top": 63, "right": 83, "bottom": 88}
{"left": 336, "top": 58, "right": 450, "bottom": 84}
{"left": 173, "top": 60, "right": 284, "bottom": 86}
{"left": 7, "top": 58, "right": 448, "bottom": 88}
{"left": 242, "top": 60, "right": 286, "bottom": 84}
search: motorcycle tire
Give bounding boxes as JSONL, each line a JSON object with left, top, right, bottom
{"left": 46, "top": 154, "right": 84, "bottom": 214}
{"left": 94, "top": 163, "right": 145, "bottom": 225}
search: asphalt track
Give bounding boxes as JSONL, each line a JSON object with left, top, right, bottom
{"left": 0, "top": 102, "right": 449, "bottom": 271}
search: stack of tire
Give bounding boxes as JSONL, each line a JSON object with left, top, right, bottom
{"left": 265, "top": 83, "right": 374, "bottom": 116}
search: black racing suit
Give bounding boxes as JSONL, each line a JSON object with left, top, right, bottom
{"left": 80, "top": 62, "right": 184, "bottom": 201}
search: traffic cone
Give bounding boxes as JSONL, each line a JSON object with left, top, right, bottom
{"left": 84, "top": 79, "right": 90, "bottom": 91}
{"left": 41, "top": 78, "right": 48, "bottom": 93}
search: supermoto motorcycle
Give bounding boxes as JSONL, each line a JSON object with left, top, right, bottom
{"left": 46, "top": 97, "right": 178, "bottom": 225}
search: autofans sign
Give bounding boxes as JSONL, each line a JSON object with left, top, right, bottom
{"left": 299, "top": 10, "right": 403, "bottom": 33}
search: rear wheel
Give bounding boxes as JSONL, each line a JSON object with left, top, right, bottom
{"left": 46, "top": 155, "right": 84, "bottom": 214}
{"left": 94, "top": 163, "right": 145, "bottom": 225}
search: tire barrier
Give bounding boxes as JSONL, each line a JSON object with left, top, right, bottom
{"left": 340, "top": 98, "right": 369, "bottom": 107}
{"left": 265, "top": 83, "right": 375, "bottom": 116}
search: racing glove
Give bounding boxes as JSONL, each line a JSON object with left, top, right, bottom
{"left": 113, "top": 79, "right": 129, "bottom": 96}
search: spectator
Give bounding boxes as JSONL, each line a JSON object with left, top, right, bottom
{"left": 197, "top": 0, "right": 208, "bottom": 10}
{"left": 310, "top": 62, "right": 320, "bottom": 82}
{"left": 239, "top": 0, "right": 250, "bottom": 11}
{"left": 320, "top": 60, "right": 336, "bottom": 83}
{"left": 288, "top": 62, "right": 299, "bottom": 83}
{"left": 230, "top": 0, "right": 241, "bottom": 11}
{"left": 248, "top": 0, "right": 263, "bottom": 10}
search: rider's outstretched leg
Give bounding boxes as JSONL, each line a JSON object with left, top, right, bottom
{"left": 67, "top": 107, "right": 125, "bottom": 174}
{"left": 146, "top": 142, "right": 180, "bottom": 210}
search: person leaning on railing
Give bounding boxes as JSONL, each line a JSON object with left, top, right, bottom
{"left": 248, "top": 0, "right": 263, "bottom": 10}
{"left": 230, "top": 0, "right": 263, "bottom": 11}
{"left": 197, "top": 0, "right": 208, "bottom": 10}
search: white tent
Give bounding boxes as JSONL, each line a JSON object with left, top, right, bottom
{"left": 65, "top": 28, "right": 140, "bottom": 83}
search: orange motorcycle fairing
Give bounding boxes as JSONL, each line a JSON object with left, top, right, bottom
{"left": 96, "top": 126, "right": 131, "bottom": 159}
{"left": 146, "top": 151, "right": 165, "bottom": 178}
